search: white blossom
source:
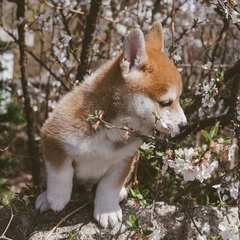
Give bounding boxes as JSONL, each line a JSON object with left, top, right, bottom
{"left": 172, "top": 54, "right": 181, "bottom": 61}
{"left": 167, "top": 146, "right": 220, "bottom": 183}
{"left": 149, "top": 230, "right": 161, "bottom": 240}
{"left": 59, "top": 34, "right": 72, "bottom": 48}
{"left": 231, "top": 11, "right": 240, "bottom": 24}
{"left": 218, "top": 221, "right": 239, "bottom": 240}
{"left": 229, "top": 181, "right": 239, "bottom": 200}
{"left": 38, "top": 13, "right": 53, "bottom": 32}
{"left": 237, "top": 109, "right": 240, "bottom": 122}
{"left": 222, "top": 194, "right": 228, "bottom": 201}
{"left": 202, "top": 61, "right": 212, "bottom": 70}
{"left": 202, "top": 94, "right": 216, "bottom": 108}
{"left": 140, "top": 142, "right": 151, "bottom": 150}
{"left": 56, "top": 51, "right": 67, "bottom": 63}
{"left": 228, "top": 143, "right": 238, "bottom": 162}
{"left": 212, "top": 184, "right": 221, "bottom": 189}
{"left": 17, "top": 17, "right": 25, "bottom": 26}
{"left": 198, "top": 235, "right": 207, "bottom": 240}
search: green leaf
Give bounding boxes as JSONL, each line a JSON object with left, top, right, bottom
{"left": 203, "top": 194, "right": 210, "bottom": 205}
{"left": 217, "top": 69, "right": 224, "bottom": 81}
{"left": 202, "top": 144, "right": 208, "bottom": 152}
{"left": 1, "top": 192, "right": 14, "bottom": 206}
{"left": 137, "top": 147, "right": 145, "bottom": 153}
{"left": 72, "top": 48, "right": 79, "bottom": 54}
{"left": 127, "top": 214, "right": 139, "bottom": 229}
{"left": 180, "top": 98, "right": 192, "bottom": 106}
{"left": 169, "top": 45, "right": 177, "bottom": 53}
{"left": 224, "top": 137, "right": 231, "bottom": 144}
{"left": 201, "top": 130, "right": 210, "bottom": 141}
{"left": 87, "top": 114, "right": 97, "bottom": 121}
{"left": 142, "top": 189, "right": 149, "bottom": 198}
{"left": 145, "top": 199, "right": 153, "bottom": 205}
{"left": 152, "top": 110, "right": 157, "bottom": 117}
{"left": 129, "top": 214, "right": 136, "bottom": 222}
{"left": 155, "top": 151, "right": 164, "bottom": 157}
{"left": 142, "top": 229, "right": 153, "bottom": 236}
{"left": 140, "top": 199, "right": 153, "bottom": 206}
{"left": 129, "top": 188, "right": 143, "bottom": 199}
{"left": 209, "top": 125, "right": 219, "bottom": 140}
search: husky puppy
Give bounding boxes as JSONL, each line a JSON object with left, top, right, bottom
{"left": 36, "top": 22, "right": 187, "bottom": 228}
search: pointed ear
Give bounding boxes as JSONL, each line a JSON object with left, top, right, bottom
{"left": 146, "top": 22, "right": 164, "bottom": 52}
{"left": 120, "top": 28, "right": 147, "bottom": 75}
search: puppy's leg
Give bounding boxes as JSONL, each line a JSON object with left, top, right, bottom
{"left": 36, "top": 139, "right": 74, "bottom": 212}
{"left": 36, "top": 159, "right": 74, "bottom": 212}
{"left": 94, "top": 156, "right": 134, "bottom": 228}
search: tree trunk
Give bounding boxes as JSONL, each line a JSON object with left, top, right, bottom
{"left": 13, "top": 0, "right": 41, "bottom": 185}
{"left": 76, "top": 0, "right": 102, "bottom": 82}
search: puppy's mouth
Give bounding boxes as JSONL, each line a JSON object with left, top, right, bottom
{"left": 155, "top": 130, "right": 168, "bottom": 141}
{"left": 159, "top": 132, "right": 167, "bottom": 140}
{"left": 154, "top": 130, "right": 169, "bottom": 152}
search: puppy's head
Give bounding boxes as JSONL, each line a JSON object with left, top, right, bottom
{"left": 120, "top": 22, "right": 187, "bottom": 137}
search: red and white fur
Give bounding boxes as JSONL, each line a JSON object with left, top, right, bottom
{"left": 35, "top": 22, "right": 187, "bottom": 228}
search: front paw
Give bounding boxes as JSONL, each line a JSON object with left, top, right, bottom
{"left": 35, "top": 190, "right": 70, "bottom": 212}
{"left": 47, "top": 191, "right": 70, "bottom": 211}
{"left": 36, "top": 191, "right": 50, "bottom": 212}
{"left": 94, "top": 199, "right": 122, "bottom": 228}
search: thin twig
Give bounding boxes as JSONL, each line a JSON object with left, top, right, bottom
{"left": 27, "top": 49, "right": 70, "bottom": 91}
{"left": 96, "top": 116, "right": 155, "bottom": 143}
{"left": 210, "top": 19, "right": 229, "bottom": 64}
{"left": 45, "top": 200, "right": 92, "bottom": 240}
{"left": 43, "top": 0, "right": 85, "bottom": 15}
{"left": 185, "top": 204, "right": 203, "bottom": 236}
{"left": 171, "top": 0, "right": 175, "bottom": 47}
{"left": 133, "top": 152, "right": 140, "bottom": 188}
{"left": 0, "top": 146, "right": 9, "bottom": 152}
{"left": 0, "top": 205, "right": 14, "bottom": 240}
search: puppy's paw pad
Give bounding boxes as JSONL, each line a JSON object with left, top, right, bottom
{"left": 94, "top": 204, "right": 122, "bottom": 228}
{"left": 119, "top": 187, "right": 128, "bottom": 202}
{"left": 47, "top": 193, "right": 70, "bottom": 212}
{"left": 35, "top": 191, "right": 50, "bottom": 212}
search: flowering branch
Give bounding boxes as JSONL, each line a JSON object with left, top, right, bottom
{"left": 26, "top": 49, "right": 70, "bottom": 91}
{"left": 43, "top": 0, "right": 85, "bottom": 15}
{"left": 87, "top": 110, "right": 156, "bottom": 143}
{"left": 210, "top": 19, "right": 229, "bottom": 64}
{"left": 176, "top": 60, "right": 240, "bottom": 143}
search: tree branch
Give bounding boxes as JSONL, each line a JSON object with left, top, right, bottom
{"left": 174, "top": 60, "right": 240, "bottom": 142}
{"left": 76, "top": 0, "right": 102, "bottom": 82}
{"left": 9, "top": 0, "right": 41, "bottom": 185}
{"left": 210, "top": 18, "right": 229, "bottom": 64}
{"left": 26, "top": 49, "right": 70, "bottom": 91}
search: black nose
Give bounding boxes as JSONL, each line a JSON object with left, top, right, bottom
{"left": 179, "top": 122, "right": 188, "bottom": 132}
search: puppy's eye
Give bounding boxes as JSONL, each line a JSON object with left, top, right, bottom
{"left": 159, "top": 100, "right": 173, "bottom": 107}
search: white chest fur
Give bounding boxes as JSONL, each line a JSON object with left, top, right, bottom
{"left": 63, "top": 126, "right": 142, "bottom": 182}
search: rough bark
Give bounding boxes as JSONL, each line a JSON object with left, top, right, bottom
{"left": 10, "top": 0, "right": 41, "bottom": 185}
{"left": 76, "top": 0, "right": 102, "bottom": 82}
